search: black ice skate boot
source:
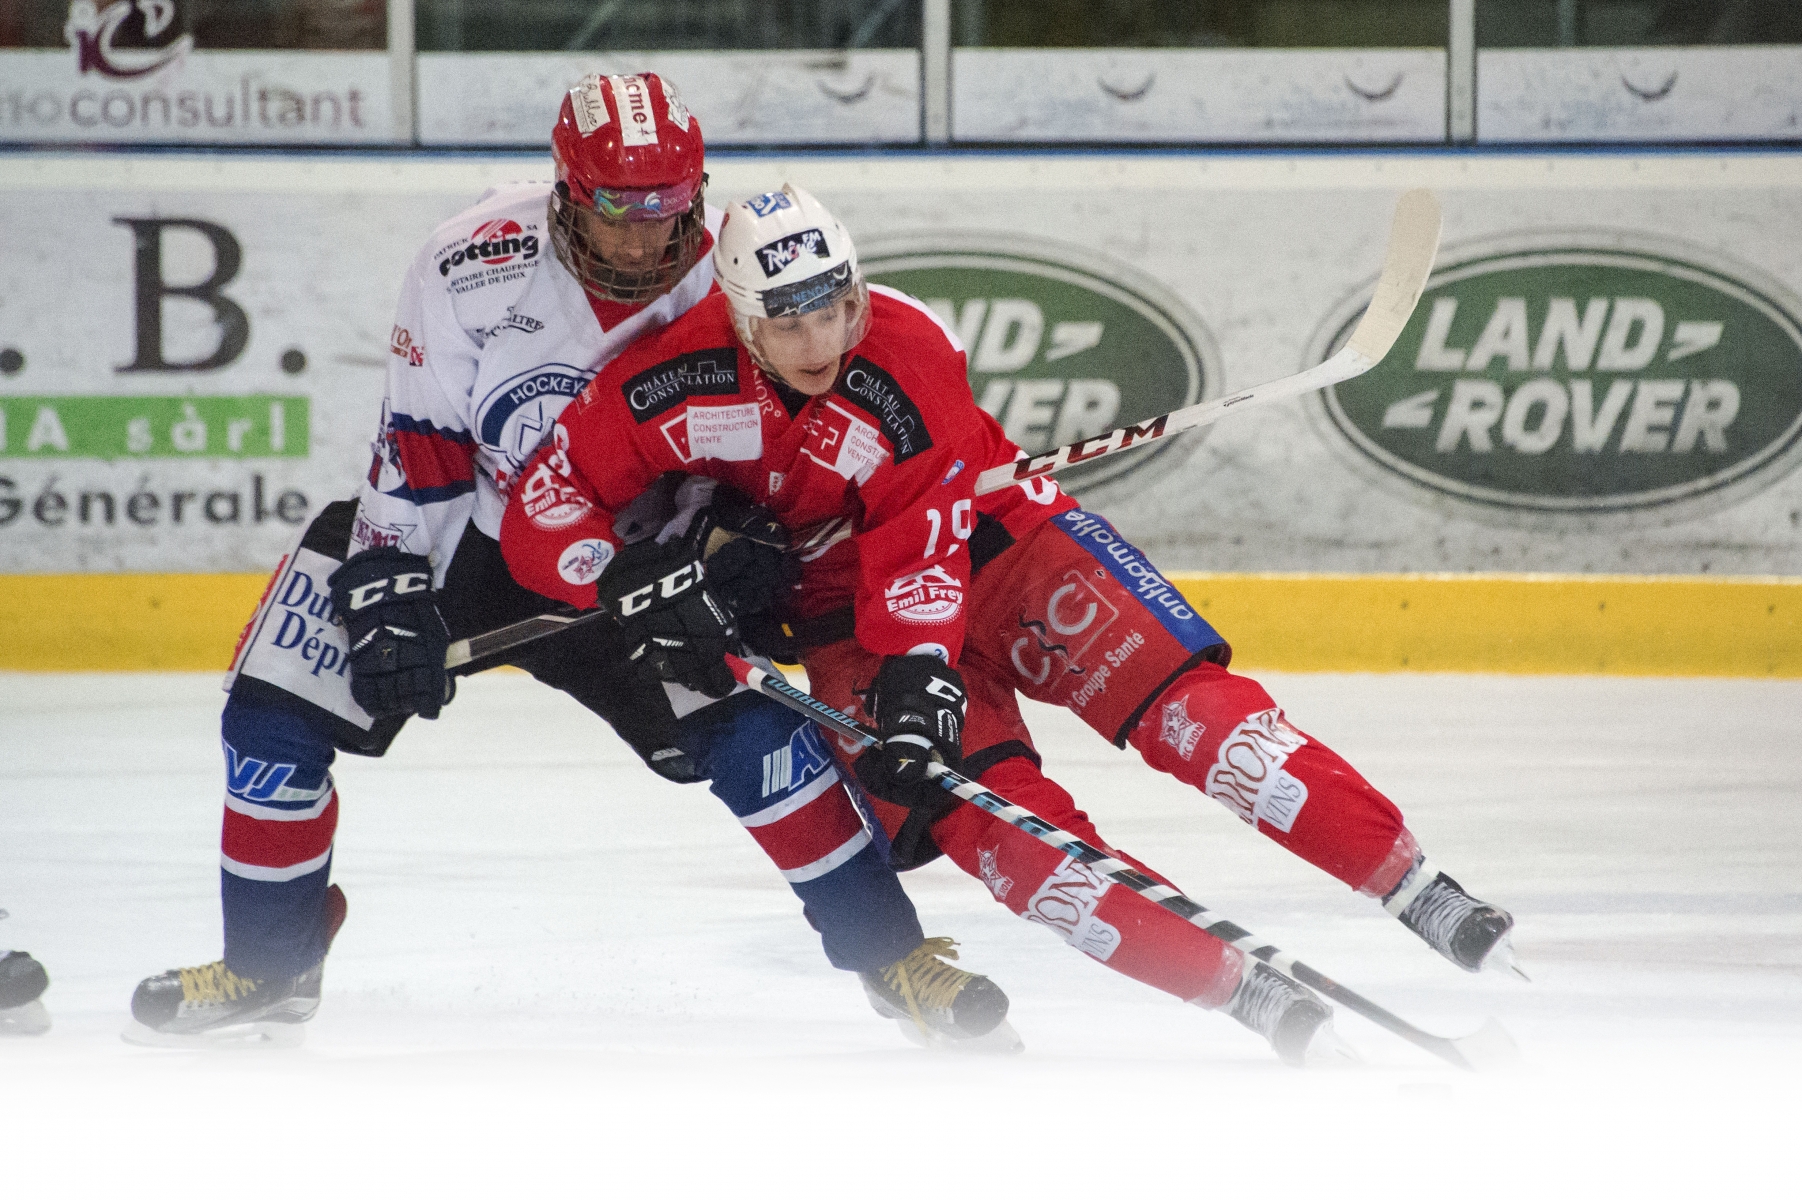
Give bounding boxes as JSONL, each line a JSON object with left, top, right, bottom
{"left": 1221, "top": 961, "right": 1357, "bottom": 1068}
{"left": 125, "top": 884, "right": 348, "bottom": 1046}
{"left": 860, "top": 937, "right": 1023, "bottom": 1053}
{"left": 1384, "top": 861, "right": 1525, "bottom": 978}
{"left": 0, "top": 951, "right": 52, "bottom": 1037}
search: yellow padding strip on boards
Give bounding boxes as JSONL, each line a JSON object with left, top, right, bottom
{"left": 0, "top": 572, "right": 1797, "bottom": 676}
{"left": 1173, "top": 573, "right": 1801, "bottom": 677}
{"left": 1, "top": 573, "right": 268, "bottom": 671}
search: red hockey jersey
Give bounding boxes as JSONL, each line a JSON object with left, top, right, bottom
{"left": 499, "top": 285, "right": 1075, "bottom": 661}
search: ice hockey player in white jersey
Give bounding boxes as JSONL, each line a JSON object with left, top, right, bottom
{"left": 127, "top": 73, "right": 1013, "bottom": 1052}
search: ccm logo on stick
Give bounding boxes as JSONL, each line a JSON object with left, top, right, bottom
{"left": 347, "top": 572, "right": 429, "bottom": 610}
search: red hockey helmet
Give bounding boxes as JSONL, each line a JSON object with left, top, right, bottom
{"left": 549, "top": 73, "right": 707, "bottom": 303}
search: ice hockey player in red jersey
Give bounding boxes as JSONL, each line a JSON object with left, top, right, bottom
{"left": 126, "top": 80, "right": 1012, "bottom": 1052}
{"left": 501, "top": 184, "right": 1524, "bottom": 1066}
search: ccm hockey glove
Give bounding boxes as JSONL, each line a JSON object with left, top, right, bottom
{"left": 328, "top": 548, "right": 455, "bottom": 720}
{"left": 853, "top": 654, "right": 968, "bottom": 807}
{"left": 599, "top": 534, "right": 740, "bottom": 701}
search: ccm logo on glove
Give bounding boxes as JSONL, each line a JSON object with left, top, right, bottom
{"left": 345, "top": 572, "right": 431, "bottom": 611}
{"left": 617, "top": 560, "right": 702, "bottom": 616}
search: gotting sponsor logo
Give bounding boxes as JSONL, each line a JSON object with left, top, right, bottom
{"left": 862, "top": 234, "right": 1220, "bottom": 494}
{"left": 1310, "top": 232, "right": 1802, "bottom": 517}
{"left": 439, "top": 219, "right": 541, "bottom": 279}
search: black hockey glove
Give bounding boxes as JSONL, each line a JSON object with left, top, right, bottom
{"left": 327, "top": 548, "right": 454, "bottom": 720}
{"left": 599, "top": 533, "right": 739, "bottom": 701}
{"left": 702, "top": 492, "right": 799, "bottom": 618}
{"left": 853, "top": 654, "right": 968, "bottom": 808}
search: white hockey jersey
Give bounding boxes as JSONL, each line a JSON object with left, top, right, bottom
{"left": 225, "top": 183, "right": 718, "bottom": 731}
{"left": 356, "top": 182, "right": 721, "bottom": 583}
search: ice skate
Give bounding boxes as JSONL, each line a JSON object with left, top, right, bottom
{"left": 1386, "top": 864, "right": 1525, "bottom": 978}
{"left": 0, "top": 951, "right": 51, "bottom": 1037}
{"left": 860, "top": 937, "right": 1022, "bottom": 1053}
{"left": 124, "top": 885, "right": 346, "bottom": 1047}
{"left": 1222, "top": 962, "right": 1357, "bottom": 1068}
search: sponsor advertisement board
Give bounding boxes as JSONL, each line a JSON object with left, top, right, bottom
{"left": 3, "top": 151, "right": 1801, "bottom": 585}
{"left": 0, "top": 2, "right": 395, "bottom": 145}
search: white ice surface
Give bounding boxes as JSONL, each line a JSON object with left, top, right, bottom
{"left": 2, "top": 670, "right": 1798, "bottom": 1196}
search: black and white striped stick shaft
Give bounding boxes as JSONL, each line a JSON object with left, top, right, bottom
{"left": 726, "top": 651, "right": 1501, "bottom": 1071}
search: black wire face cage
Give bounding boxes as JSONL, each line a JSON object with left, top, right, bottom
{"left": 547, "top": 183, "right": 708, "bottom": 305}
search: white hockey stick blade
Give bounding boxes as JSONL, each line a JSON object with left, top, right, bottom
{"left": 1344, "top": 188, "right": 1443, "bottom": 363}
{"left": 1447, "top": 1017, "right": 1520, "bottom": 1072}
{"left": 974, "top": 188, "right": 1442, "bottom": 498}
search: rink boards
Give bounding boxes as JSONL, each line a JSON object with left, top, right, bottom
{"left": 2, "top": 569, "right": 1796, "bottom": 676}
{"left": 1, "top": 149, "right": 1800, "bottom": 672}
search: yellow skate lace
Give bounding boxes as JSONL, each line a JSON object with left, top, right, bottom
{"left": 178, "top": 961, "right": 260, "bottom": 1005}
{"left": 881, "top": 937, "right": 974, "bottom": 1034}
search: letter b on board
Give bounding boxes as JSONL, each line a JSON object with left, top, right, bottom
{"left": 115, "top": 218, "right": 250, "bottom": 373}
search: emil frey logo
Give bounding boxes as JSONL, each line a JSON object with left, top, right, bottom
{"left": 67, "top": 1, "right": 192, "bottom": 80}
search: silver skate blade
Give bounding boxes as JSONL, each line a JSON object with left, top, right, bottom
{"left": 1303, "top": 1023, "right": 1363, "bottom": 1069}
{"left": 121, "top": 1020, "right": 307, "bottom": 1049}
{"left": 0, "top": 1000, "right": 51, "bottom": 1037}
{"left": 938, "top": 1016, "right": 1025, "bottom": 1056}
{"left": 1480, "top": 934, "right": 1531, "bottom": 982}
{"left": 1448, "top": 1018, "right": 1520, "bottom": 1071}
{"left": 889, "top": 1015, "right": 1026, "bottom": 1055}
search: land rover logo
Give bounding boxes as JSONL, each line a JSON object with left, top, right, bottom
{"left": 1313, "top": 234, "right": 1802, "bottom": 513}
{"left": 862, "top": 234, "right": 1219, "bottom": 493}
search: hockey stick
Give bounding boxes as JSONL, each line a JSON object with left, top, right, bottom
{"left": 447, "top": 192, "right": 1442, "bottom": 673}
{"left": 973, "top": 188, "right": 1442, "bottom": 497}
{"left": 725, "top": 650, "right": 1516, "bottom": 1072}
{"left": 441, "top": 519, "right": 816, "bottom": 672}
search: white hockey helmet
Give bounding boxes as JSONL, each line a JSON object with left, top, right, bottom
{"left": 714, "top": 184, "right": 870, "bottom": 387}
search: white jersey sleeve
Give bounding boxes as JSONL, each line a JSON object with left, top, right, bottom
{"left": 350, "top": 239, "right": 483, "bottom": 576}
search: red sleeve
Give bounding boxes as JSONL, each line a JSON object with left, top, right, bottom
{"left": 499, "top": 402, "right": 626, "bottom": 611}
{"left": 837, "top": 310, "right": 1014, "bottom": 664}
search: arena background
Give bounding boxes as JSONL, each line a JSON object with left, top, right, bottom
{"left": 2, "top": 0, "right": 1799, "bottom": 676}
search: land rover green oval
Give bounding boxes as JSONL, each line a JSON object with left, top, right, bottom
{"left": 1318, "top": 242, "right": 1802, "bottom": 512}
{"left": 862, "top": 237, "right": 1218, "bottom": 493}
